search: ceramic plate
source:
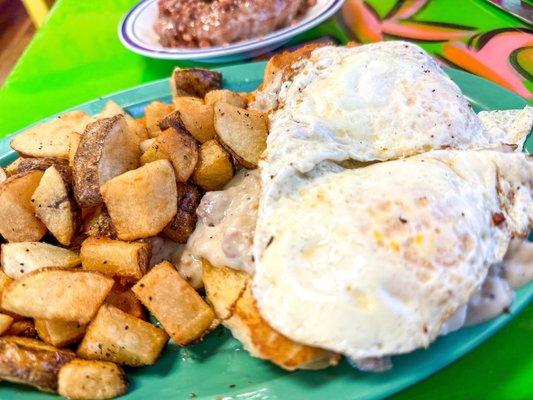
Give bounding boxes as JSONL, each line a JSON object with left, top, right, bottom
{"left": 118, "top": 0, "right": 344, "bottom": 62}
{"left": 0, "top": 61, "right": 531, "bottom": 400}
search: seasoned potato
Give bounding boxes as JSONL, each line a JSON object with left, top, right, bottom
{"left": 0, "top": 269, "right": 13, "bottom": 295}
{"left": 77, "top": 305, "right": 168, "bottom": 366}
{"left": 0, "top": 313, "right": 14, "bottom": 335}
{"left": 0, "top": 336, "right": 76, "bottom": 392}
{"left": 0, "top": 170, "right": 46, "bottom": 242}
{"left": 171, "top": 68, "right": 221, "bottom": 98}
{"left": 214, "top": 102, "right": 268, "bottom": 168}
{"left": 203, "top": 261, "right": 338, "bottom": 370}
{"left": 0, "top": 167, "right": 6, "bottom": 183}
{"left": 132, "top": 262, "right": 216, "bottom": 345}
{"left": 1, "top": 242, "right": 80, "bottom": 279}
{"left": 171, "top": 98, "right": 217, "bottom": 143}
{"left": 205, "top": 89, "right": 246, "bottom": 108}
{"left": 58, "top": 359, "right": 128, "bottom": 400}
{"left": 10, "top": 111, "right": 92, "bottom": 159}
{"left": 31, "top": 166, "right": 78, "bottom": 245}
{"left": 16, "top": 157, "right": 72, "bottom": 183}
{"left": 69, "top": 133, "right": 81, "bottom": 167}
{"left": 163, "top": 182, "right": 201, "bottom": 243}
{"left": 141, "top": 127, "right": 198, "bottom": 182}
{"left": 80, "top": 237, "right": 151, "bottom": 281}
{"left": 4, "top": 320, "right": 37, "bottom": 338}
{"left": 82, "top": 205, "right": 117, "bottom": 238}
{"left": 73, "top": 115, "right": 140, "bottom": 207}
{"left": 202, "top": 259, "right": 248, "bottom": 319}
{"left": 35, "top": 319, "right": 86, "bottom": 347}
{"left": 140, "top": 138, "right": 156, "bottom": 152}
{"left": 98, "top": 100, "right": 149, "bottom": 143}
{"left": 144, "top": 101, "right": 174, "bottom": 137}
{"left": 101, "top": 160, "right": 178, "bottom": 240}
{"left": 5, "top": 158, "right": 24, "bottom": 177}
{"left": 105, "top": 284, "right": 146, "bottom": 320}
{"left": 1, "top": 269, "right": 114, "bottom": 324}
{"left": 192, "top": 139, "right": 234, "bottom": 191}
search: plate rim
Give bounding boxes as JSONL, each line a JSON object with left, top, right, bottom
{"left": 118, "top": 0, "right": 343, "bottom": 60}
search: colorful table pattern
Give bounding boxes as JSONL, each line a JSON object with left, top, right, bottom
{"left": 0, "top": 1, "right": 531, "bottom": 399}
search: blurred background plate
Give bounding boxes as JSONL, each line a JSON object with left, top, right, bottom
{"left": 118, "top": 0, "right": 344, "bottom": 62}
{"left": 0, "top": 60, "right": 531, "bottom": 400}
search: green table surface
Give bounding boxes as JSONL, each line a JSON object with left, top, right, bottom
{"left": 0, "top": 1, "right": 531, "bottom": 399}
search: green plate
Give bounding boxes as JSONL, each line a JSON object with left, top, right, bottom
{"left": 0, "top": 61, "right": 531, "bottom": 400}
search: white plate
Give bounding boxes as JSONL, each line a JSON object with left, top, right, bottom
{"left": 119, "top": 0, "right": 344, "bottom": 62}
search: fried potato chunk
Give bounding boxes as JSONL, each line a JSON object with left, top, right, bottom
{"left": 144, "top": 101, "right": 174, "bottom": 137}
{"left": 73, "top": 115, "right": 140, "bottom": 207}
{"left": 0, "top": 170, "right": 46, "bottom": 242}
{"left": 98, "top": 100, "right": 149, "bottom": 143}
{"left": 192, "top": 139, "right": 234, "bottom": 191}
{"left": 132, "top": 262, "right": 216, "bottom": 345}
{"left": 58, "top": 359, "right": 128, "bottom": 400}
{"left": 0, "top": 336, "right": 75, "bottom": 392}
{"left": 140, "top": 127, "right": 199, "bottom": 182}
{"left": 101, "top": 160, "right": 178, "bottom": 240}
{"left": 171, "top": 68, "right": 221, "bottom": 98}
{"left": 205, "top": 89, "right": 246, "bottom": 108}
{"left": 10, "top": 111, "right": 92, "bottom": 159}
{"left": 80, "top": 237, "right": 151, "bottom": 281}
{"left": 105, "top": 284, "right": 146, "bottom": 320}
{"left": 5, "top": 320, "right": 37, "bottom": 338}
{"left": 1, "top": 242, "right": 80, "bottom": 279}
{"left": 77, "top": 305, "right": 168, "bottom": 366}
{"left": 0, "top": 167, "right": 6, "bottom": 183}
{"left": 31, "top": 166, "right": 78, "bottom": 245}
{"left": 0, "top": 313, "right": 14, "bottom": 335}
{"left": 171, "top": 98, "right": 217, "bottom": 143}
{"left": 35, "top": 319, "right": 86, "bottom": 348}
{"left": 83, "top": 205, "right": 117, "bottom": 238}
{"left": 1, "top": 269, "right": 114, "bottom": 324}
{"left": 14, "top": 157, "right": 72, "bottom": 183}
{"left": 202, "top": 261, "right": 338, "bottom": 370}
{"left": 214, "top": 103, "right": 268, "bottom": 168}
{"left": 162, "top": 182, "right": 201, "bottom": 243}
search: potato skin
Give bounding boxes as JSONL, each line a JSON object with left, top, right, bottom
{"left": 0, "top": 336, "right": 75, "bottom": 392}
{"left": 17, "top": 158, "right": 72, "bottom": 184}
{"left": 172, "top": 68, "right": 221, "bottom": 98}
{"left": 163, "top": 183, "right": 201, "bottom": 243}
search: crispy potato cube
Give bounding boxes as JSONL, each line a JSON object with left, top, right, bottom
{"left": 202, "top": 260, "right": 248, "bottom": 319}
{"left": 0, "top": 336, "right": 76, "bottom": 392}
{"left": 171, "top": 98, "right": 216, "bottom": 143}
{"left": 140, "top": 138, "right": 156, "bottom": 152}
{"left": 4, "top": 320, "right": 37, "bottom": 338}
{"left": 1, "top": 269, "right": 114, "bottom": 324}
{"left": 31, "top": 166, "right": 78, "bottom": 245}
{"left": 101, "top": 160, "right": 178, "bottom": 240}
{"left": 132, "top": 261, "right": 216, "bottom": 345}
{"left": 98, "top": 100, "right": 149, "bottom": 142}
{"left": 5, "top": 158, "right": 24, "bottom": 177}
{"left": 171, "top": 68, "right": 221, "bottom": 98}
{"left": 1, "top": 242, "right": 80, "bottom": 279}
{"left": 0, "top": 170, "right": 46, "bottom": 242}
{"left": 0, "top": 313, "right": 13, "bottom": 335}
{"left": 10, "top": 111, "right": 93, "bottom": 159}
{"left": 140, "top": 127, "right": 199, "bottom": 182}
{"left": 58, "top": 359, "right": 128, "bottom": 400}
{"left": 203, "top": 261, "right": 338, "bottom": 370}
{"left": 80, "top": 237, "right": 151, "bottom": 281}
{"left": 192, "top": 139, "right": 234, "bottom": 191}
{"left": 214, "top": 102, "right": 268, "bottom": 168}
{"left": 205, "top": 89, "right": 246, "bottom": 108}
{"left": 35, "top": 319, "right": 86, "bottom": 347}
{"left": 16, "top": 157, "right": 72, "bottom": 183}
{"left": 144, "top": 101, "right": 174, "bottom": 137}
{"left": 0, "top": 167, "right": 6, "bottom": 183}
{"left": 83, "top": 205, "right": 117, "bottom": 238}
{"left": 0, "top": 269, "right": 13, "bottom": 295}
{"left": 105, "top": 284, "right": 146, "bottom": 320}
{"left": 73, "top": 115, "right": 140, "bottom": 207}
{"left": 77, "top": 305, "right": 168, "bottom": 366}
{"left": 163, "top": 182, "right": 201, "bottom": 243}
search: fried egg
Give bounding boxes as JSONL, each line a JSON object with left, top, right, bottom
{"left": 252, "top": 151, "right": 532, "bottom": 358}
